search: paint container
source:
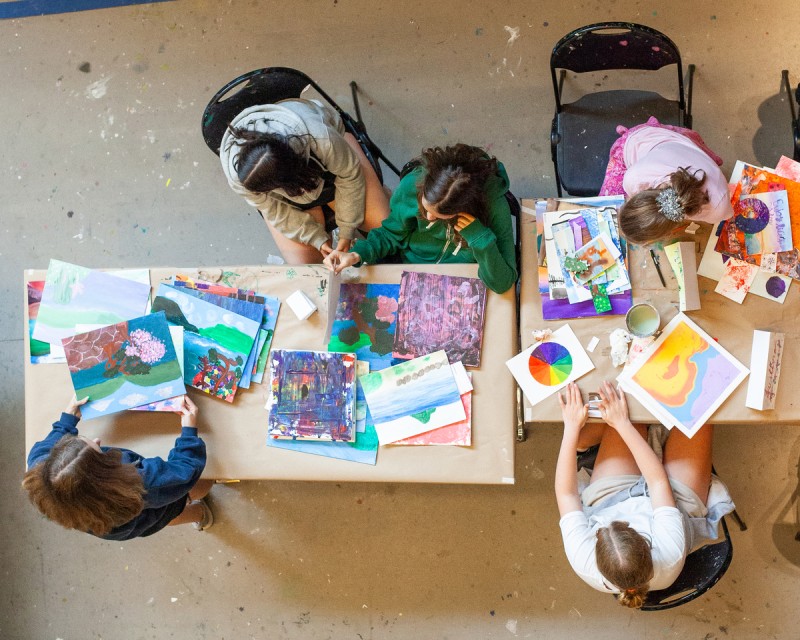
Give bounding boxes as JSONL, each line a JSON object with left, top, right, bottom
{"left": 625, "top": 303, "right": 661, "bottom": 338}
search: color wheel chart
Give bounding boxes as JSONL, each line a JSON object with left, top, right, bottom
{"left": 528, "top": 342, "right": 573, "bottom": 386}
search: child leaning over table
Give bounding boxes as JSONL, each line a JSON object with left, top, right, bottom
{"left": 555, "top": 381, "right": 735, "bottom": 608}
{"left": 23, "top": 395, "right": 214, "bottom": 539}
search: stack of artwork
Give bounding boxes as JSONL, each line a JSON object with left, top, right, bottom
{"left": 535, "top": 200, "right": 632, "bottom": 319}
{"left": 617, "top": 314, "right": 749, "bottom": 438}
{"left": 699, "top": 156, "right": 800, "bottom": 304}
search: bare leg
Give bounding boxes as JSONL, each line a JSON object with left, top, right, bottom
{"left": 168, "top": 500, "right": 205, "bottom": 527}
{"left": 342, "top": 132, "right": 390, "bottom": 230}
{"left": 589, "top": 423, "right": 648, "bottom": 484}
{"left": 663, "top": 424, "right": 713, "bottom": 504}
{"left": 577, "top": 422, "right": 607, "bottom": 450}
{"left": 189, "top": 479, "right": 214, "bottom": 501}
{"left": 265, "top": 206, "right": 326, "bottom": 264}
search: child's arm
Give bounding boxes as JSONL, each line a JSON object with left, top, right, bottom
{"left": 598, "top": 381, "right": 675, "bottom": 509}
{"left": 27, "top": 396, "right": 89, "bottom": 469}
{"left": 554, "top": 382, "right": 588, "bottom": 516}
{"left": 137, "top": 396, "right": 207, "bottom": 508}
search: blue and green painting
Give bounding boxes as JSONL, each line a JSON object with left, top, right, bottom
{"left": 151, "top": 284, "right": 260, "bottom": 402}
{"left": 62, "top": 311, "right": 185, "bottom": 420}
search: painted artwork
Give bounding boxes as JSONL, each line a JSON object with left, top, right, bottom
{"left": 129, "top": 326, "right": 186, "bottom": 412}
{"left": 28, "top": 281, "right": 65, "bottom": 363}
{"left": 392, "top": 365, "right": 473, "bottom": 446}
{"left": 664, "top": 242, "right": 701, "bottom": 312}
{"left": 569, "top": 232, "right": 622, "bottom": 284}
{"left": 62, "top": 311, "right": 185, "bottom": 420}
{"left": 393, "top": 272, "right": 486, "bottom": 368}
{"left": 736, "top": 164, "right": 800, "bottom": 251}
{"left": 746, "top": 330, "right": 784, "bottom": 411}
{"left": 506, "top": 324, "right": 595, "bottom": 407}
{"left": 151, "top": 284, "right": 260, "bottom": 402}
{"left": 360, "top": 350, "right": 465, "bottom": 445}
{"left": 327, "top": 283, "right": 400, "bottom": 371}
{"left": 618, "top": 313, "right": 749, "bottom": 438}
{"left": 32, "top": 260, "right": 151, "bottom": 346}
{"left": 775, "top": 155, "right": 800, "bottom": 182}
{"left": 714, "top": 257, "right": 759, "bottom": 303}
{"left": 251, "top": 296, "right": 281, "bottom": 384}
{"left": 266, "top": 361, "right": 379, "bottom": 464}
{"left": 267, "top": 350, "right": 357, "bottom": 441}
{"left": 714, "top": 191, "right": 792, "bottom": 262}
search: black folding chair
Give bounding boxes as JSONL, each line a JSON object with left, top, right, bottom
{"left": 550, "top": 22, "right": 695, "bottom": 197}
{"left": 781, "top": 70, "right": 800, "bottom": 162}
{"left": 201, "top": 67, "right": 400, "bottom": 182}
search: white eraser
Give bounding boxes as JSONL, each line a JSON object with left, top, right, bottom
{"left": 286, "top": 290, "right": 317, "bottom": 321}
{"left": 685, "top": 222, "right": 700, "bottom": 235}
{"left": 586, "top": 336, "right": 600, "bottom": 352}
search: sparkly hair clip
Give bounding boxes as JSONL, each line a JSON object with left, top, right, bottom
{"left": 655, "top": 187, "right": 684, "bottom": 222}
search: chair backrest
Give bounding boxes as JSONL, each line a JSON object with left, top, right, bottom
{"left": 201, "top": 67, "right": 384, "bottom": 182}
{"left": 551, "top": 22, "right": 685, "bottom": 112}
{"left": 640, "top": 517, "right": 733, "bottom": 611}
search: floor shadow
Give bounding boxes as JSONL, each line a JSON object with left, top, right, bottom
{"left": 751, "top": 87, "right": 795, "bottom": 167}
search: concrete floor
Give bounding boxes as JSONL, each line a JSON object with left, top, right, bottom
{"left": 2, "top": 1, "right": 800, "bottom": 638}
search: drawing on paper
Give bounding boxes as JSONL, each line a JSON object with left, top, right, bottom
{"left": 32, "top": 260, "right": 151, "bottom": 346}
{"left": 714, "top": 257, "right": 759, "bottom": 303}
{"left": 151, "top": 284, "right": 260, "bottom": 402}
{"left": 618, "top": 314, "right": 748, "bottom": 437}
{"left": 393, "top": 272, "right": 486, "bottom": 367}
{"left": 267, "top": 350, "right": 357, "bottom": 441}
{"left": 62, "top": 311, "right": 185, "bottom": 420}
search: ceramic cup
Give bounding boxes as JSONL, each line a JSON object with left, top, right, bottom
{"left": 625, "top": 303, "right": 661, "bottom": 338}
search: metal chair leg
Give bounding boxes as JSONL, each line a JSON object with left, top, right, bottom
{"left": 729, "top": 508, "right": 747, "bottom": 532}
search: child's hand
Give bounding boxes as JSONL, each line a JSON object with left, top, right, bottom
{"left": 598, "top": 381, "right": 632, "bottom": 431}
{"left": 454, "top": 213, "right": 476, "bottom": 232}
{"left": 178, "top": 396, "right": 199, "bottom": 428}
{"left": 557, "top": 382, "right": 588, "bottom": 434}
{"left": 323, "top": 250, "right": 360, "bottom": 274}
{"left": 65, "top": 394, "right": 89, "bottom": 417}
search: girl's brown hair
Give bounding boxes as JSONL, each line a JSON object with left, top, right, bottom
{"left": 595, "top": 521, "right": 654, "bottom": 609}
{"left": 618, "top": 167, "right": 709, "bottom": 245}
{"left": 22, "top": 435, "right": 145, "bottom": 536}
{"left": 416, "top": 144, "right": 499, "bottom": 226}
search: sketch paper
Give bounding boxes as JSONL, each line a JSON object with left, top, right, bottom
{"left": 360, "top": 350, "right": 465, "bottom": 445}
{"left": 664, "top": 242, "right": 701, "bottom": 311}
{"left": 618, "top": 313, "right": 749, "bottom": 437}
{"left": 745, "top": 330, "right": 784, "bottom": 411}
{"left": 392, "top": 368, "right": 473, "bottom": 446}
{"left": 129, "top": 326, "right": 186, "bottom": 412}
{"left": 33, "top": 260, "right": 151, "bottom": 346}
{"left": 393, "top": 271, "right": 486, "bottom": 367}
{"left": 715, "top": 258, "right": 759, "bottom": 303}
{"left": 151, "top": 284, "right": 260, "bottom": 402}
{"left": 267, "top": 350, "right": 357, "bottom": 441}
{"left": 505, "top": 324, "right": 595, "bottom": 407}
{"left": 63, "top": 311, "right": 185, "bottom": 420}
{"left": 328, "top": 283, "right": 400, "bottom": 371}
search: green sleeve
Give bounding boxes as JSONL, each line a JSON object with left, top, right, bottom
{"left": 351, "top": 169, "right": 420, "bottom": 264}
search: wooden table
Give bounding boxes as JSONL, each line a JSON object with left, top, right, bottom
{"left": 24, "top": 263, "right": 517, "bottom": 484}
{"left": 518, "top": 198, "right": 800, "bottom": 424}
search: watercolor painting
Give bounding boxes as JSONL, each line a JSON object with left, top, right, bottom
{"left": 267, "top": 350, "right": 357, "bottom": 441}
{"left": 618, "top": 314, "right": 749, "bottom": 438}
{"left": 62, "top": 311, "right": 185, "bottom": 420}
{"left": 360, "top": 350, "right": 465, "bottom": 445}
{"left": 251, "top": 296, "right": 281, "bottom": 384}
{"left": 569, "top": 231, "right": 622, "bottom": 284}
{"left": 736, "top": 164, "right": 800, "bottom": 250}
{"left": 775, "top": 155, "right": 800, "bottom": 182}
{"left": 151, "top": 283, "right": 260, "bottom": 402}
{"left": 327, "top": 283, "right": 400, "bottom": 371}
{"left": 506, "top": 325, "right": 595, "bottom": 407}
{"left": 393, "top": 272, "right": 486, "bottom": 368}
{"left": 714, "top": 257, "right": 759, "bottom": 303}
{"left": 32, "top": 260, "right": 152, "bottom": 346}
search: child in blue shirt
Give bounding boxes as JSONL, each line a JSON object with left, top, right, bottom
{"left": 24, "top": 395, "right": 213, "bottom": 540}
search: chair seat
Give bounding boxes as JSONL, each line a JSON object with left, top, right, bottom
{"left": 555, "top": 90, "right": 683, "bottom": 196}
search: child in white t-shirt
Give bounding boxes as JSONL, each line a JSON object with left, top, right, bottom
{"left": 555, "top": 381, "right": 734, "bottom": 608}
